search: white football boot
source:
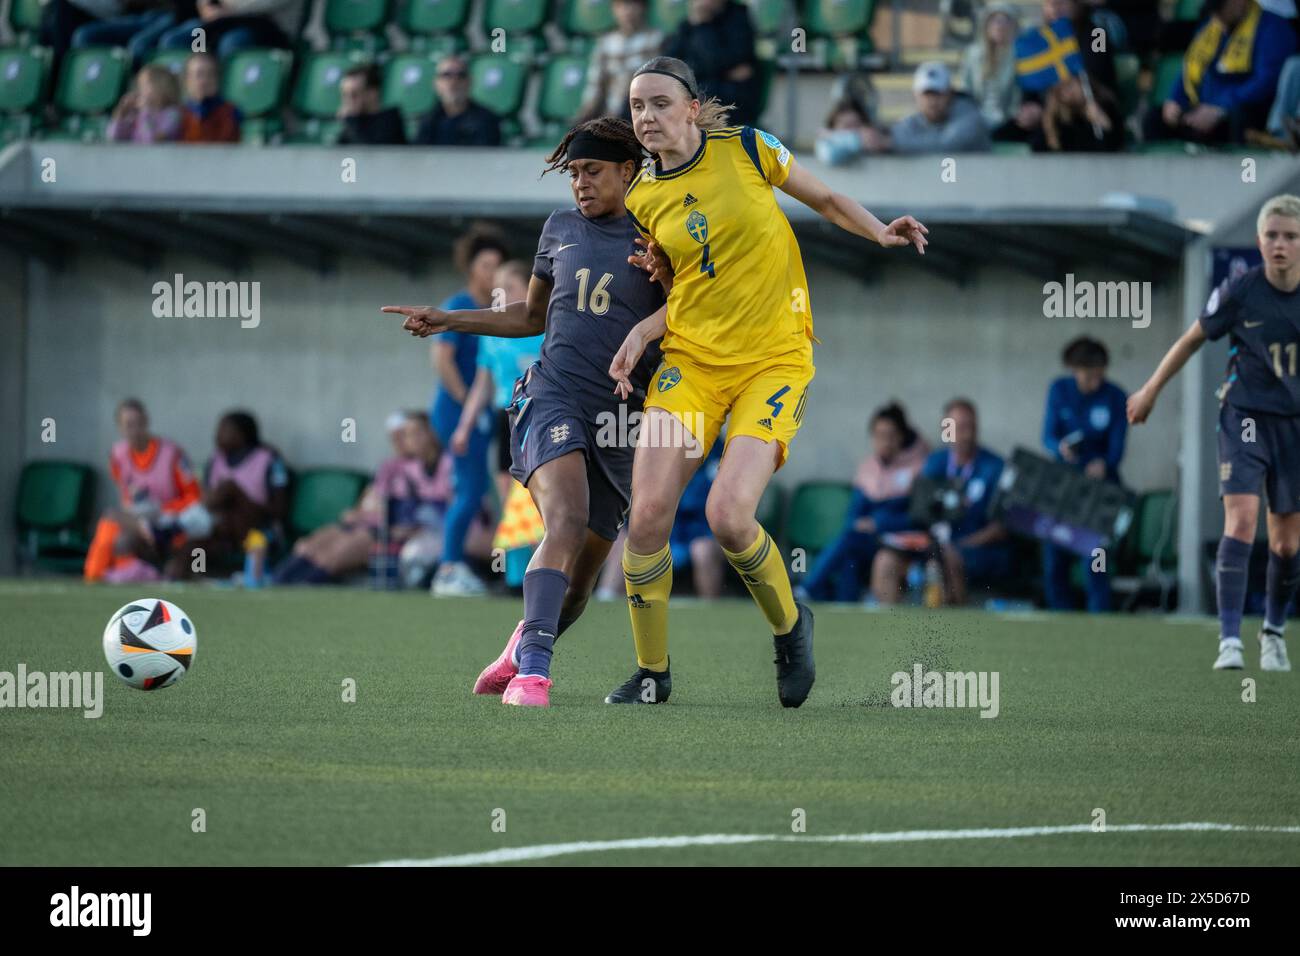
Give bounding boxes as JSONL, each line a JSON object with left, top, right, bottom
{"left": 431, "top": 561, "right": 487, "bottom": 597}
{"left": 1213, "top": 639, "right": 1245, "bottom": 671}
{"left": 1259, "top": 629, "right": 1292, "bottom": 672}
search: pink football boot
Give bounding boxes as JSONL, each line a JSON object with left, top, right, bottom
{"left": 502, "top": 675, "right": 552, "bottom": 707}
{"left": 472, "top": 620, "right": 525, "bottom": 695}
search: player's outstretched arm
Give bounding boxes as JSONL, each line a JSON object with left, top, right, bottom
{"left": 777, "top": 159, "right": 928, "bottom": 254}
{"left": 380, "top": 276, "right": 552, "bottom": 339}
{"left": 1127, "top": 319, "right": 1207, "bottom": 424}
{"left": 610, "top": 305, "right": 668, "bottom": 400}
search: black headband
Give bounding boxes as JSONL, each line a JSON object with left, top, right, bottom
{"left": 633, "top": 67, "right": 698, "bottom": 100}
{"left": 566, "top": 129, "right": 641, "bottom": 165}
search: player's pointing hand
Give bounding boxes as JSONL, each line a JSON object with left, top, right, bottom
{"left": 877, "top": 216, "right": 929, "bottom": 255}
{"left": 380, "top": 305, "right": 451, "bottom": 338}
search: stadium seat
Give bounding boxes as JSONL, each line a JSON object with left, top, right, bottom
{"left": 786, "top": 481, "right": 853, "bottom": 558}
{"left": 649, "top": 0, "right": 687, "bottom": 32}
{"left": 1152, "top": 53, "right": 1184, "bottom": 104}
{"left": 480, "top": 0, "right": 549, "bottom": 59}
{"left": 7, "top": 0, "right": 44, "bottom": 42}
{"left": 536, "top": 54, "right": 587, "bottom": 132}
{"left": 1173, "top": 0, "right": 1203, "bottom": 20}
{"left": 288, "top": 468, "right": 370, "bottom": 539}
{"left": 400, "top": 0, "right": 471, "bottom": 53}
{"left": 0, "top": 46, "right": 49, "bottom": 142}
{"left": 382, "top": 51, "right": 440, "bottom": 119}
{"left": 755, "top": 482, "right": 786, "bottom": 547}
{"left": 744, "top": 0, "right": 787, "bottom": 35}
{"left": 14, "top": 461, "right": 97, "bottom": 574}
{"left": 562, "top": 0, "right": 616, "bottom": 37}
{"left": 148, "top": 47, "right": 192, "bottom": 77}
{"left": 1114, "top": 51, "right": 1140, "bottom": 121}
{"left": 805, "top": 0, "right": 870, "bottom": 37}
{"left": 223, "top": 48, "right": 292, "bottom": 143}
{"left": 1112, "top": 489, "right": 1177, "bottom": 609}
{"left": 469, "top": 53, "right": 528, "bottom": 119}
{"left": 324, "top": 0, "right": 391, "bottom": 52}
{"left": 50, "top": 47, "right": 129, "bottom": 141}
{"left": 293, "top": 50, "right": 370, "bottom": 119}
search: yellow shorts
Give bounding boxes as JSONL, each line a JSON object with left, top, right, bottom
{"left": 644, "top": 348, "right": 815, "bottom": 468}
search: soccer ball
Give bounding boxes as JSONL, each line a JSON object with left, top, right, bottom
{"left": 102, "top": 599, "right": 197, "bottom": 691}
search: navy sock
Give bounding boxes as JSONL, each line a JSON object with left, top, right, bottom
{"left": 1216, "top": 536, "right": 1253, "bottom": 641}
{"left": 273, "top": 555, "right": 312, "bottom": 584}
{"left": 1264, "top": 550, "right": 1300, "bottom": 632}
{"left": 517, "top": 568, "right": 569, "bottom": 679}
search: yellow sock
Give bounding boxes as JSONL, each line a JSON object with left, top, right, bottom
{"left": 723, "top": 526, "right": 798, "bottom": 635}
{"left": 623, "top": 542, "right": 672, "bottom": 672}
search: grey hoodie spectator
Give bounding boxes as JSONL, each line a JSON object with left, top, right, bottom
{"left": 879, "top": 62, "right": 991, "bottom": 154}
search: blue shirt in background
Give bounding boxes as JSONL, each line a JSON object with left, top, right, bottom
{"left": 430, "top": 290, "right": 483, "bottom": 439}
{"left": 478, "top": 334, "right": 545, "bottom": 409}
{"left": 1042, "top": 376, "right": 1128, "bottom": 482}
{"left": 920, "top": 447, "right": 1005, "bottom": 541}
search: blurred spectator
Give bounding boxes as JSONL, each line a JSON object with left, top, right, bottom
{"left": 961, "top": 3, "right": 1022, "bottom": 129}
{"left": 451, "top": 261, "right": 545, "bottom": 508}
{"left": 167, "top": 409, "right": 289, "bottom": 580}
{"left": 868, "top": 62, "right": 991, "bottom": 154}
{"left": 71, "top": 0, "right": 181, "bottom": 66}
{"left": 40, "top": 0, "right": 124, "bottom": 80}
{"left": 84, "top": 398, "right": 203, "bottom": 583}
{"left": 814, "top": 97, "right": 892, "bottom": 165}
{"left": 337, "top": 63, "right": 406, "bottom": 146}
{"left": 1041, "top": 336, "right": 1127, "bottom": 613}
{"left": 577, "top": 0, "right": 663, "bottom": 122}
{"left": 795, "top": 403, "right": 930, "bottom": 604}
{"left": 273, "top": 412, "right": 452, "bottom": 586}
{"left": 181, "top": 52, "right": 241, "bottom": 143}
{"left": 663, "top": 0, "right": 761, "bottom": 126}
{"left": 995, "top": 0, "right": 1119, "bottom": 144}
{"left": 1036, "top": 71, "right": 1124, "bottom": 150}
{"left": 107, "top": 63, "right": 183, "bottom": 143}
{"left": 1099, "top": 0, "right": 1163, "bottom": 57}
{"left": 414, "top": 55, "right": 502, "bottom": 146}
{"left": 158, "top": 0, "right": 300, "bottom": 60}
{"left": 671, "top": 438, "right": 726, "bottom": 598}
{"left": 1266, "top": 53, "right": 1300, "bottom": 144}
{"left": 873, "top": 399, "right": 1011, "bottom": 607}
{"left": 1144, "top": 0, "right": 1296, "bottom": 144}
{"left": 429, "top": 225, "right": 509, "bottom": 596}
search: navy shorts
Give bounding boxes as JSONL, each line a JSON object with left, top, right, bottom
{"left": 1217, "top": 404, "right": 1300, "bottom": 513}
{"left": 507, "top": 368, "right": 635, "bottom": 541}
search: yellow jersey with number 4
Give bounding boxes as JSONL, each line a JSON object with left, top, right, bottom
{"left": 624, "top": 125, "right": 814, "bottom": 367}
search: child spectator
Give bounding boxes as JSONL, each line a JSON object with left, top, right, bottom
{"left": 181, "top": 52, "right": 241, "bottom": 143}
{"left": 107, "top": 63, "right": 183, "bottom": 143}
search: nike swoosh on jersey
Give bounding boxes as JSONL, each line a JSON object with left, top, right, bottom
{"left": 1243, "top": 320, "right": 1265, "bottom": 328}
{"left": 558, "top": 243, "right": 579, "bottom": 251}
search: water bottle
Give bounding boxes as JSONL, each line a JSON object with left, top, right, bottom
{"left": 923, "top": 557, "right": 944, "bottom": 608}
{"left": 243, "top": 528, "right": 267, "bottom": 589}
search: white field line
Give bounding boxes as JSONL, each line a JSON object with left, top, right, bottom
{"left": 359, "top": 822, "right": 1300, "bottom": 867}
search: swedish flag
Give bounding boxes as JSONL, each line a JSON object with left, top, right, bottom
{"left": 1014, "top": 17, "right": 1083, "bottom": 93}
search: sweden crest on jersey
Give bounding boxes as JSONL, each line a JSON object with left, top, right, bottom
{"left": 685, "top": 210, "right": 708, "bottom": 244}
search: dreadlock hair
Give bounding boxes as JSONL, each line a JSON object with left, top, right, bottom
{"left": 541, "top": 115, "right": 645, "bottom": 177}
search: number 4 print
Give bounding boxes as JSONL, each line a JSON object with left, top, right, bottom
{"left": 700, "top": 243, "right": 716, "bottom": 278}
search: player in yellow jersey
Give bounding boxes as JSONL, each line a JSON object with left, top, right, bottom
{"left": 604, "top": 56, "right": 928, "bottom": 708}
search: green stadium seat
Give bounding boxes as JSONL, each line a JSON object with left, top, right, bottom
{"left": 482, "top": 0, "right": 550, "bottom": 33}
{"left": 806, "top": 0, "right": 870, "bottom": 36}
{"left": 223, "top": 48, "right": 292, "bottom": 118}
{"left": 786, "top": 481, "right": 853, "bottom": 558}
{"left": 537, "top": 53, "right": 587, "bottom": 127}
{"left": 288, "top": 468, "right": 370, "bottom": 539}
{"left": 0, "top": 46, "right": 49, "bottom": 115}
{"left": 469, "top": 53, "right": 528, "bottom": 118}
{"left": 562, "top": 0, "right": 616, "bottom": 37}
{"left": 324, "top": 0, "right": 390, "bottom": 52}
{"left": 1174, "top": 0, "right": 1203, "bottom": 20}
{"left": 1114, "top": 51, "right": 1139, "bottom": 120}
{"left": 148, "top": 47, "right": 192, "bottom": 77}
{"left": 14, "top": 461, "right": 98, "bottom": 574}
{"left": 8, "top": 0, "right": 44, "bottom": 39}
{"left": 293, "top": 50, "right": 370, "bottom": 119}
{"left": 755, "top": 482, "right": 786, "bottom": 547}
{"left": 383, "top": 51, "right": 440, "bottom": 117}
{"left": 1152, "top": 53, "right": 1184, "bottom": 104}
{"left": 745, "top": 0, "right": 788, "bottom": 35}
{"left": 51, "top": 47, "right": 128, "bottom": 141}
{"left": 1112, "top": 489, "right": 1177, "bottom": 609}
{"left": 289, "top": 117, "right": 344, "bottom": 143}
{"left": 402, "top": 0, "right": 472, "bottom": 33}
{"left": 649, "top": 0, "right": 687, "bottom": 32}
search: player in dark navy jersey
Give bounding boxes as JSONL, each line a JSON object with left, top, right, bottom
{"left": 382, "top": 117, "right": 668, "bottom": 706}
{"left": 1129, "top": 194, "right": 1300, "bottom": 673}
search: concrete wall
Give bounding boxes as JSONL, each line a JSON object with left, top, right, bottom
{"left": 20, "top": 246, "right": 1187, "bottom": 516}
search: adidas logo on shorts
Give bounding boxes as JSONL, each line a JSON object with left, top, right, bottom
{"left": 757, "top": 418, "right": 774, "bottom": 431}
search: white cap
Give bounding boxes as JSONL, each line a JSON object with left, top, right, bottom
{"left": 913, "top": 61, "right": 952, "bottom": 94}
{"left": 385, "top": 412, "right": 406, "bottom": 433}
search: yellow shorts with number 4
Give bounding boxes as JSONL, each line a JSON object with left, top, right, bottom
{"left": 643, "top": 349, "right": 815, "bottom": 469}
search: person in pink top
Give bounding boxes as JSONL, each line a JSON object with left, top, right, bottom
{"left": 273, "top": 412, "right": 453, "bottom": 585}
{"left": 793, "top": 402, "right": 931, "bottom": 603}
{"left": 107, "top": 64, "right": 183, "bottom": 144}
{"left": 167, "top": 410, "right": 288, "bottom": 578}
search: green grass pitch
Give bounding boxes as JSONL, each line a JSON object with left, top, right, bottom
{"left": 2, "top": 581, "right": 1297, "bottom": 866}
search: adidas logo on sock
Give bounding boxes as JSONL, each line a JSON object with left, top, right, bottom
{"left": 627, "top": 593, "right": 650, "bottom": 609}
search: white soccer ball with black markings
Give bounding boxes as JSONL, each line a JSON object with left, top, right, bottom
{"left": 102, "top": 599, "right": 197, "bottom": 691}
